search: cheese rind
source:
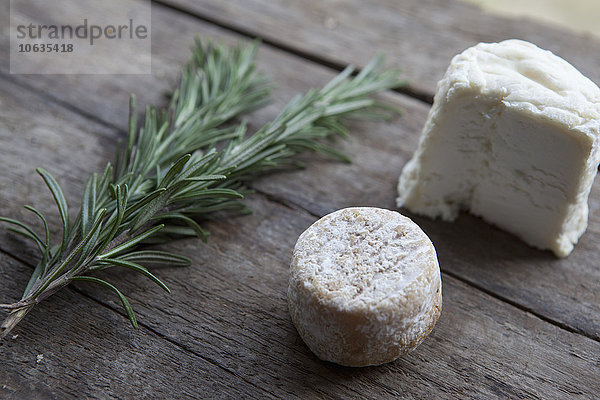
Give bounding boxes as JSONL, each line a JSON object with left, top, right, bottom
{"left": 397, "top": 40, "right": 600, "bottom": 257}
{"left": 288, "top": 207, "right": 442, "bottom": 367}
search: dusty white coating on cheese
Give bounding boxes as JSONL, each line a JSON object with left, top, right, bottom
{"left": 447, "top": 40, "right": 600, "bottom": 126}
{"left": 398, "top": 39, "right": 600, "bottom": 257}
{"left": 288, "top": 207, "right": 442, "bottom": 367}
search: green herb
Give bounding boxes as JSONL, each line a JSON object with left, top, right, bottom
{"left": 0, "top": 39, "right": 402, "bottom": 337}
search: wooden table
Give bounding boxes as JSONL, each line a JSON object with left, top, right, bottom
{"left": 1, "top": 1, "right": 599, "bottom": 398}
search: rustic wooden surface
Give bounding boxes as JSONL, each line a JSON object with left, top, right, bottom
{"left": 1, "top": 0, "right": 599, "bottom": 399}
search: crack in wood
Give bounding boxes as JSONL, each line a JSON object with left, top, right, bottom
{"left": 150, "top": 0, "right": 434, "bottom": 105}
{"left": 1, "top": 227, "right": 597, "bottom": 345}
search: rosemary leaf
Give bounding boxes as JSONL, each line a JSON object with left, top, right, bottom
{"left": 69, "top": 276, "right": 138, "bottom": 328}
{"left": 36, "top": 168, "right": 69, "bottom": 252}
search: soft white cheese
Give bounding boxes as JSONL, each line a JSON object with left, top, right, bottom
{"left": 397, "top": 39, "right": 600, "bottom": 257}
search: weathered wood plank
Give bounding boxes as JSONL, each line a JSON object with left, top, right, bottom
{"left": 159, "top": 0, "right": 600, "bottom": 97}
{"left": 0, "top": 50, "right": 599, "bottom": 399}
{"left": 54, "top": 195, "right": 600, "bottom": 399}
{"left": 249, "top": 85, "right": 600, "bottom": 341}
{"left": 0, "top": 77, "right": 119, "bottom": 265}
{"left": 2, "top": 0, "right": 599, "bottom": 344}
{"left": 2, "top": 1, "right": 600, "bottom": 397}
{"left": 0, "top": 252, "right": 276, "bottom": 400}
{"left": 154, "top": 3, "right": 600, "bottom": 340}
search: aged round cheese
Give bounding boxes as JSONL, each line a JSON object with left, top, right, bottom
{"left": 288, "top": 207, "right": 442, "bottom": 367}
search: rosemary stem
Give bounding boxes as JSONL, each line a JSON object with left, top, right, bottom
{"left": 0, "top": 39, "right": 403, "bottom": 336}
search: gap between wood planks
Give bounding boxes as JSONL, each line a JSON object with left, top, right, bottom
{"left": 0, "top": 245, "right": 280, "bottom": 399}
{"left": 0, "top": 238, "right": 403, "bottom": 399}
{"left": 150, "top": 0, "right": 434, "bottom": 105}
{"left": 0, "top": 10, "right": 597, "bottom": 344}
{"left": 150, "top": 0, "right": 600, "bottom": 343}
{"left": 0, "top": 78, "right": 593, "bottom": 348}
{"left": 150, "top": 0, "right": 600, "bottom": 177}
{"left": 251, "top": 188, "right": 600, "bottom": 342}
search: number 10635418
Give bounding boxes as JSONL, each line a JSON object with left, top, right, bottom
{"left": 18, "top": 43, "right": 74, "bottom": 53}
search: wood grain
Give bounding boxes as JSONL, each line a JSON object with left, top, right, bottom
{"left": 1, "top": 0, "right": 600, "bottom": 398}
{"left": 2, "top": 0, "right": 598, "bottom": 341}
{"left": 1, "top": 94, "right": 599, "bottom": 396}
{"left": 72, "top": 194, "right": 600, "bottom": 399}
{"left": 0, "top": 253, "right": 276, "bottom": 400}
{"left": 0, "top": 32, "right": 599, "bottom": 400}
{"left": 159, "top": 0, "right": 600, "bottom": 98}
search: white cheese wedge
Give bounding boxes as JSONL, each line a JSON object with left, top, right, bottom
{"left": 397, "top": 39, "right": 600, "bottom": 257}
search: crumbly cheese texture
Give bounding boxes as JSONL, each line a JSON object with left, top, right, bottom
{"left": 288, "top": 207, "right": 442, "bottom": 367}
{"left": 397, "top": 39, "right": 600, "bottom": 257}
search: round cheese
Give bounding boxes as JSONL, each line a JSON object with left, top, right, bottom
{"left": 288, "top": 207, "right": 442, "bottom": 367}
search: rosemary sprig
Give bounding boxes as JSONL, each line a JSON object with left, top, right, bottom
{"left": 0, "top": 39, "right": 402, "bottom": 337}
